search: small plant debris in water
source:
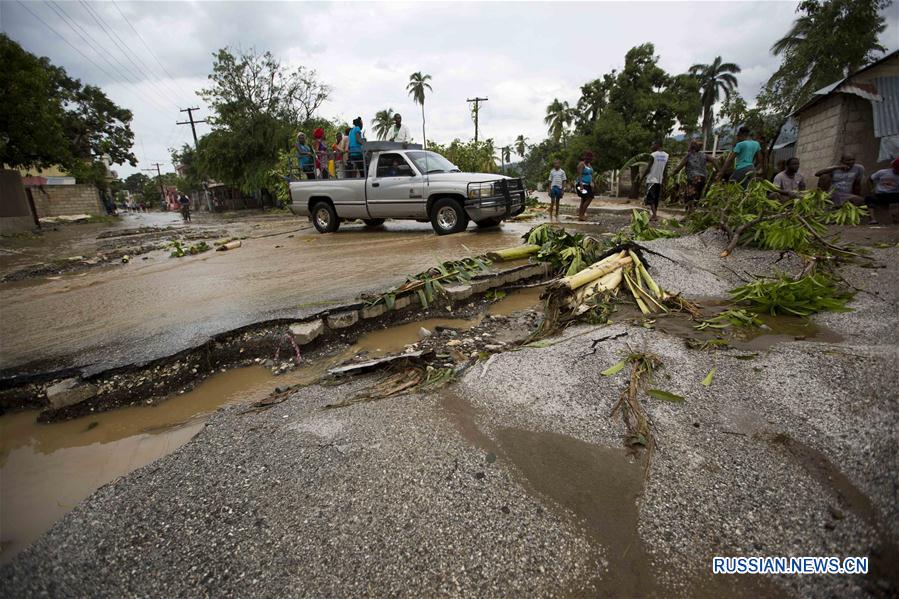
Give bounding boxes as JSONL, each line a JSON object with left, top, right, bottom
{"left": 694, "top": 308, "right": 763, "bottom": 331}
{"left": 169, "top": 240, "right": 211, "bottom": 258}
{"left": 728, "top": 273, "right": 853, "bottom": 317}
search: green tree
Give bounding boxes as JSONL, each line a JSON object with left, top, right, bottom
{"left": 514, "top": 135, "right": 528, "bottom": 158}
{"left": 123, "top": 172, "right": 150, "bottom": 194}
{"left": 197, "top": 47, "right": 330, "bottom": 194}
{"left": 574, "top": 74, "right": 615, "bottom": 133}
{"left": 171, "top": 144, "right": 203, "bottom": 192}
{"left": 407, "top": 72, "right": 432, "bottom": 149}
{"left": 427, "top": 139, "right": 497, "bottom": 173}
{"left": 372, "top": 108, "right": 395, "bottom": 140}
{"left": 689, "top": 56, "right": 741, "bottom": 148}
{"left": 544, "top": 98, "right": 574, "bottom": 143}
{"left": 761, "top": 0, "right": 890, "bottom": 113}
{"left": 0, "top": 34, "right": 136, "bottom": 177}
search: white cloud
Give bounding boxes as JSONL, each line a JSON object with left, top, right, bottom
{"left": 3, "top": 0, "right": 897, "bottom": 177}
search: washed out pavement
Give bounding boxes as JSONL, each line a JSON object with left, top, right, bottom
{"left": 2, "top": 232, "right": 896, "bottom": 597}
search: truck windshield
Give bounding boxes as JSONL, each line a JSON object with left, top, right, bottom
{"left": 406, "top": 151, "right": 460, "bottom": 174}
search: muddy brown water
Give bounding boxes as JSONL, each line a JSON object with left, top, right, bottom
{"left": 0, "top": 287, "right": 545, "bottom": 564}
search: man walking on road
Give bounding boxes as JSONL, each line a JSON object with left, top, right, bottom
{"left": 644, "top": 141, "right": 669, "bottom": 222}
{"left": 547, "top": 159, "right": 566, "bottom": 219}
{"left": 719, "top": 126, "right": 760, "bottom": 188}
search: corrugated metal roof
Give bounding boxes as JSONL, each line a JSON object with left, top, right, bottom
{"left": 872, "top": 76, "right": 899, "bottom": 138}
{"left": 793, "top": 50, "right": 899, "bottom": 115}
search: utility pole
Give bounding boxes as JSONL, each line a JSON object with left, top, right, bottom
{"left": 177, "top": 107, "right": 212, "bottom": 212}
{"left": 143, "top": 163, "right": 165, "bottom": 210}
{"left": 177, "top": 107, "right": 207, "bottom": 148}
{"left": 466, "top": 97, "right": 488, "bottom": 143}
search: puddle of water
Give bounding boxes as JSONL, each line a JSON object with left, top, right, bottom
{"left": 347, "top": 287, "right": 545, "bottom": 358}
{"left": 609, "top": 301, "right": 843, "bottom": 351}
{"left": 495, "top": 427, "right": 655, "bottom": 597}
{"left": 487, "top": 285, "right": 544, "bottom": 316}
{"left": 0, "top": 287, "right": 550, "bottom": 565}
{"left": 0, "top": 363, "right": 325, "bottom": 564}
{"left": 772, "top": 434, "right": 899, "bottom": 591}
{"left": 350, "top": 317, "right": 479, "bottom": 357}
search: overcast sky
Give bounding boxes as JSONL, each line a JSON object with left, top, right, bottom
{"left": 3, "top": 0, "right": 898, "bottom": 178}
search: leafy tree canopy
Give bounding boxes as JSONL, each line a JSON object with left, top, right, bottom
{"left": 760, "top": 0, "right": 891, "bottom": 113}
{"left": 0, "top": 34, "right": 137, "bottom": 177}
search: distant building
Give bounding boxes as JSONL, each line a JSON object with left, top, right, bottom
{"left": 793, "top": 50, "right": 899, "bottom": 188}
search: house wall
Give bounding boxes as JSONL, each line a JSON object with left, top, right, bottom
{"left": 29, "top": 184, "right": 104, "bottom": 217}
{"left": 842, "top": 95, "right": 890, "bottom": 174}
{"left": 0, "top": 170, "right": 38, "bottom": 234}
{"left": 794, "top": 95, "right": 844, "bottom": 189}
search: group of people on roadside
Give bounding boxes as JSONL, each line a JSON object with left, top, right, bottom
{"left": 295, "top": 113, "right": 413, "bottom": 181}
{"left": 546, "top": 128, "right": 898, "bottom": 224}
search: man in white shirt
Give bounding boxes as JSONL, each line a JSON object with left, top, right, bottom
{"left": 388, "top": 113, "right": 412, "bottom": 144}
{"left": 547, "top": 159, "right": 567, "bottom": 219}
{"left": 644, "top": 141, "right": 669, "bottom": 221}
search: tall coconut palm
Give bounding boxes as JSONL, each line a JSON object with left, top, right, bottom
{"left": 372, "top": 108, "right": 395, "bottom": 140}
{"left": 514, "top": 134, "right": 528, "bottom": 157}
{"left": 689, "top": 56, "right": 741, "bottom": 149}
{"left": 544, "top": 99, "right": 574, "bottom": 144}
{"left": 407, "top": 72, "right": 432, "bottom": 148}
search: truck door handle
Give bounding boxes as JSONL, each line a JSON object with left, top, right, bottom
{"left": 371, "top": 182, "right": 380, "bottom": 187}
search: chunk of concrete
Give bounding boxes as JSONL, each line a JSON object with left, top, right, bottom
{"left": 443, "top": 284, "right": 473, "bottom": 301}
{"left": 289, "top": 320, "right": 324, "bottom": 345}
{"left": 361, "top": 303, "right": 387, "bottom": 319}
{"left": 470, "top": 278, "right": 496, "bottom": 294}
{"left": 394, "top": 295, "right": 412, "bottom": 310}
{"left": 45, "top": 378, "right": 98, "bottom": 410}
{"left": 327, "top": 310, "right": 359, "bottom": 329}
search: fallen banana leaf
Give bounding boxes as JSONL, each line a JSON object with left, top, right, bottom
{"left": 701, "top": 367, "right": 716, "bottom": 387}
{"left": 601, "top": 360, "right": 627, "bottom": 376}
{"left": 646, "top": 389, "right": 685, "bottom": 403}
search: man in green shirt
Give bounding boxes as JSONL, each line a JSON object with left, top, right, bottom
{"left": 718, "top": 126, "right": 761, "bottom": 188}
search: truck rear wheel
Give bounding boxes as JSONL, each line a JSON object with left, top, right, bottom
{"left": 363, "top": 219, "right": 385, "bottom": 227}
{"left": 430, "top": 198, "right": 468, "bottom": 235}
{"left": 311, "top": 201, "right": 340, "bottom": 233}
{"left": 475, "top": 217, "right": 503, "bottom": 228}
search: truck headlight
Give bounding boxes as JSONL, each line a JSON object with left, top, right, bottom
{"left": 468, "top": 183, "right": 494, "bottom": 200}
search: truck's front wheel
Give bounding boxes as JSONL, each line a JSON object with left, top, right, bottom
{"left": 430, "top": 198, "right": 468, "bottom": 235}
{"left": 311, "top": 201, "right": 340, "bottom": 233}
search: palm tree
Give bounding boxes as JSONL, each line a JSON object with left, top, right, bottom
{"left": 544, "top": 99, "right": 574, "bottom": 144}
{"left": 372, "top": 108, "right": 395, "bottom": 140}
{"left": 688, "top": 56, "right": 741, "bottom": 149}
{"left": 514, "top": 135, "right": 528, "bottom": 157}
{"left": 407, "top": 72, "right": 432, "bottom": 148}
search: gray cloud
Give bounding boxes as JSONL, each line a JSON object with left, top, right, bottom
{"left": 3, "top": 1, "right": 897, "bottom": 176}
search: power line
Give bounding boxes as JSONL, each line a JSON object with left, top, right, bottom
{"left": 42, "top": 1, "right": 172, "bottom": 113}
{"left": 74, "top": 0, "right": 181, "bottom": 111}
{"left": 110, "top": 0, "right": 195, "bottom": 106}
{"left": 77, "top": 0, "right": 186, "bottom": 107}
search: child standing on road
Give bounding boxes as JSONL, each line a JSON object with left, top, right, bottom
{"left": 547, "top": 159, "right": 566, "bottom": 219}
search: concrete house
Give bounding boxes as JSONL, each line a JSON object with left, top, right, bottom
{"left": 793, "top": 50, "right": 899, "bottom": 189}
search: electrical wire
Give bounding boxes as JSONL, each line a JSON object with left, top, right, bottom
{"left": 40, "top": 1, "right": 172, "bottom": 113}
{"left": 78, "top": 0, "right": 188, "bottom": 107}
{"left": 110, "top": 0, "right": 197, "bottom": 107}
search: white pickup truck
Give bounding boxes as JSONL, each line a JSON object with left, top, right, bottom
{"left": 288, "top": 142, "right": 526, "bottom": 235}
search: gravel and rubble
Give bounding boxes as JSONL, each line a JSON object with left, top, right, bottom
{"left": 1, "top": 235, "right": 897, "bottom": 597}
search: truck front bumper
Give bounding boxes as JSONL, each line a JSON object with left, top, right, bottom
{"left": 465, "top": 194, "right": 525, "bottom": 221}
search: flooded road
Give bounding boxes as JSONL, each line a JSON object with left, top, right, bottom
{"left": 0, "top": 214, "right": 536, "bottom": 375}
{"left": 0, "top": 287, "right": 545, "bottom": 564}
